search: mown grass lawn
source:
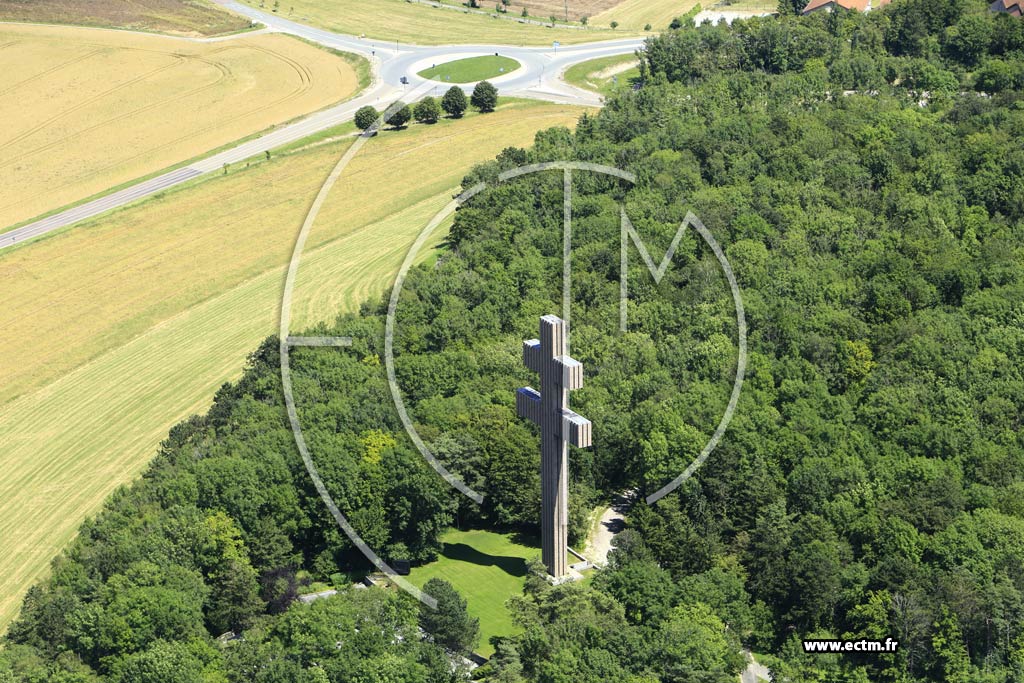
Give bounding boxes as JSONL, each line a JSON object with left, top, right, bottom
{"left": 418, "top": 55, "right": 521, "bottom": 84}
{"left": 408, "top": 529, "right": 541, "bottom": 656}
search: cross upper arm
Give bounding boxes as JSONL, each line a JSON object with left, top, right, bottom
{"left": 523, "top": 339, "right": 543, "bottom": 374}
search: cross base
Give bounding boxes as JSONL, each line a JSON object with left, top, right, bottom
{"left": 542, "top": 565, "right": 586, "bottom": 585}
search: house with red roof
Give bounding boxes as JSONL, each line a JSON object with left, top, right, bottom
{"left": 990, "top": 0, "right": 1023, "bottom": 16}
{"left": 802, "top": 0, "right": 891, "bottom": 13}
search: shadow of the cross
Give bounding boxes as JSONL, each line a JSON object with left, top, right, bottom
{"left": 602, "top": 518, "right": 625, "bottom": 534}
{"left": 441, "top": 542, "right": 528, "bottom": 578}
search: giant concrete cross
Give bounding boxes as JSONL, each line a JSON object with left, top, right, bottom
{"left": 516, "top": 315, "right": 592, "bottom": 578}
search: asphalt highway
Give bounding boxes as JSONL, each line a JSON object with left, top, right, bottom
{"left": 0, "top": 4, "right": 645, "bottom": 250}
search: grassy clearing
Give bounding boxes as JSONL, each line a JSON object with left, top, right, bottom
{"left": 0, "top": 0, "right": 251, "bottom": 36}
{"left": 0, "top": 23, "right": 360, "bottom": 230}
{"left": 243, "top": 0, "right": 641, "bottom": 44}
{"left": 563, "top": 53, "right": 640, "bottom": 97}
{"left": 408, "top": 529, "right": 539, "bottom": 657}
{"left": 418, "top": 55, "right": 521, "bottom": 83}
{"left": 0, "top": 99, "right": 590, "bottom": 631}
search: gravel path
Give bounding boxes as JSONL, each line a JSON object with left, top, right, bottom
{"left": 740, "top": 651, "right": 771, "bottom": 683}
{"left": 584, "top": 491, "right": 632, "bottom": 565}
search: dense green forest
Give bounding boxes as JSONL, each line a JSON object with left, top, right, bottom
{"left": 4, "top": 0, "right": 1024, "bottom": 681}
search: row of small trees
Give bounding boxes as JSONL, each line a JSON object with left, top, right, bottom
{"left": 354, "top": 81, "right": 499, "bottom": 131}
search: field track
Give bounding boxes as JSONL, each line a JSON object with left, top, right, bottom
{"left": 0, "top": 100, "right": 589, "bottom": 631}
{"left": 0, "top": 23, "right": 360, "bottom": 230}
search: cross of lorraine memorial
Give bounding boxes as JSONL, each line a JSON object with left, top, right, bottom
{"left": 516, "top": 315, "right": 592, "bottom": 579}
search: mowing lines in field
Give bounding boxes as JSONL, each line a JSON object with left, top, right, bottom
{"left": 0, "top": 24, "right": 359, "bottom": 230}
{"left": 0, "top": 190, "right": 451, "bottom": 630}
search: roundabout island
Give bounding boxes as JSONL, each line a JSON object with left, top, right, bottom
{"left": 417, "top": 54, "right": 521, "bottom": 83}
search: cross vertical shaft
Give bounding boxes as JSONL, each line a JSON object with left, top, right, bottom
{"left": 516, "top": 315, "right": 592, "bottom": 578}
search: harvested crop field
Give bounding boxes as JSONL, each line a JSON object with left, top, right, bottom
{"left": 243, "top": 0, "right": 635, "bottom": 45}
{"left": 0, "top": 99, "right": 590, "bottom": 631}
{"left": 515, "top": 0, "right": 620, "bottom": 23}
{"left": 0, "top": 23, "right": 362, "bottom": 230}
{"left": 591, "top": 0, "right": 699, "bottom": 29}
{"left": 0, "top": 0, "right": 251, "bottom": 36}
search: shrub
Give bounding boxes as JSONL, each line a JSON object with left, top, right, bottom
{"left": 470, "top": 80, "right": 498, "bottom": 112}
{"left": 441, "top": 86, "right": 468, "bottom": 118}
{"left": 354, "top": 105, "right": 379, "bottom": 131}
{"left": 414, "top": 96, "right": 441, "bottom": 124}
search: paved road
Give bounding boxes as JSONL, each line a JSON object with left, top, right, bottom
{"left": 213, "top": 0, "right": 651, "bottom": 105}
{"left": 0, "top": 5, "right": 646, "bottom": 250}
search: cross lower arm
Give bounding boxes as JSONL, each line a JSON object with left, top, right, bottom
{"left": 516, "top": 387, "right": 542, "bottom": 425}
{"left": 562, "top": 409, "right": 592, "bottom": 448}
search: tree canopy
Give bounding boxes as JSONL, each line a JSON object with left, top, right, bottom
{"left": 442, "top": 86, "right": 468, "bottom": 118}
{"left": 470, "top": 80, "right": 498, "bottom": 112}
{"left": 4, "top": 2, "right": 1024, "bottom": 681}
{"left": 414, "top": 97, "right": 441, "bottom": 124}
{"left": 353, "top": 105, "right": 378, "bottom": 131}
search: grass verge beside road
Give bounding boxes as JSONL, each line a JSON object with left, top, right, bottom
{"left": 563, "top": 53, "right": 640, "bottom": 97}
{"left": 244, "top": 0, "right": 640, "bottom": 45}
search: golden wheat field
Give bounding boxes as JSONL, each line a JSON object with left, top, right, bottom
{"left": 0, "top": 23, "right": 361, "bottom": 230}
{"left": 0, "top": 99, "right": 589, "bottom": 630}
